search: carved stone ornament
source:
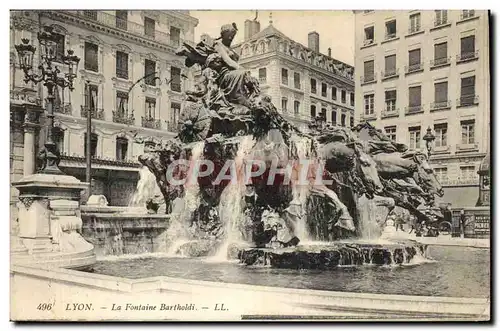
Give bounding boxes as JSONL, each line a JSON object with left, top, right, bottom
{"left": 18, "top": 197, "right": 35, "bottom": 210}
{"left": 10, "top": 15, "right": 38, "bottom": 32}
{"left": 79, "top": 70, "right": 105, "bottom": 84}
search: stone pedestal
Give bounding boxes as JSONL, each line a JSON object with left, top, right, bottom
{"left": 11, "top": 173, "right": 96, "bottom": 269}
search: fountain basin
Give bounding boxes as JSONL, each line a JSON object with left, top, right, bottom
{"left": 238, "top": 241, "right": 428, "bottom": 269}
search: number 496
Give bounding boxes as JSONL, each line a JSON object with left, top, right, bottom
{"left": 37, "top": 303, "right": 53, "bottom": 311}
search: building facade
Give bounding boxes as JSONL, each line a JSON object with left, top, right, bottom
{"left": 10, "top": 10, "right": 199, "bottom": 212}
{"left": 229, "top": 18, "right": 355, "bottom": 130}
{"left": 354, "top": 10, "right": 490, "bottom": 208}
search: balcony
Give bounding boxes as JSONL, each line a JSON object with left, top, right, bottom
{"left": 405, "top": 63, "right": 424, "bottom": 75}
{"left": 141, "top": 116, "right": 161, "bottom": 129}
{"left": 112, "top": 111, "right": 135, "bottom": 125}
{"left": 430, "top": 100, "right": 451, "bottom": 111}
{"left": 382, "top": 108, "right": 399, "bottom": 119}
{"left": 80, "top": 106, "right": 104, "bottom": 120}
{"left": 116, "top": 67, "right": 129, "bottom": 80}
{"left": 363, "top": 39, "right": 375, "bottom": 47}
{"left": 384, "top": 33, "right": 397, "bottom": 41}
{"left": 259, "top": 77, "right": 267, "bottom": 84}
{"left": 360, "top": 112, "right": 377, "bottom": 121}
{"left": 432, "top": 19, "right": 451, "bottom": 30}
{"left": 382, "top": 68, "right": 399, "bottom": 80}
{"left": 167, "top": 121, "right": 179, "bottom": 132}
{"left": 457, "top": 95, "right": 479, "bottom": 107}
{"left": 457, "top": 51, "right": 479, "bottom": 64}
{"left": 171, "top": 82, "right": 182, "bottom": 93}
{"left": 361, "top": 73, "right": 377, "bottom": 85}
{"left": 405, "top": 105, "right": 424, "bottom": 115}
{"left": 54, "top": 102, "right": 73, "bottom": 115}
{"left": 66, "top": 11, "right": 189, "bottom": 49}
{"left": 430, "top": 57, "right": 451, "bottom": 68}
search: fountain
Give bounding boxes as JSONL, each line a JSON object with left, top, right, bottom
{"left": 131, "top": 22, "right": 446, "bottom": 270}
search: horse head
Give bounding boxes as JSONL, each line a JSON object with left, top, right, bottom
{"left": 404, "top": 151, "right": 444, "bottom": 198}
{"left": 346, "top": 141, "right": 384, "bottom": 198}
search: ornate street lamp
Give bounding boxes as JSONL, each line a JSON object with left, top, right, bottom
{"left": 15, "top": 26, "right": 80, "bottom": 174}
{"left": 422, "top": 126, "right": 436, "bottom": 158}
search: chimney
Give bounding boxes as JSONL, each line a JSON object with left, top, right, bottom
{"left": 308, "top": 31, "right": 320, "bottom": 53}
{"left": 328, "top": 47, "right": 332, "bottom": 57}
{"left": 244, "top": 19, "right": 261, "bottom": 41}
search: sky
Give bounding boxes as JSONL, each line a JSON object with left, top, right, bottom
{"left": 190, "top": 10, "right": 355, "bottom": 65}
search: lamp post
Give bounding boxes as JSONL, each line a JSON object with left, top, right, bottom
{"left": 423, "top": 126, "right": 436, "bottom": 158}
{"left": 15, "top": 25, "right": 80, "bottom": 175}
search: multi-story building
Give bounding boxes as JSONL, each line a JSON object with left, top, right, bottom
{"left": 228, "top": 17, "right": 355, "bottom": 130}
{"left": 354, "top": 10, "right": 490, "bottom": 208}
{"left": 10, "top": 10, "right": 199, "bottom": 212}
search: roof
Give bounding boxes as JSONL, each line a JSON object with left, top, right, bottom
{"left": 478, "top": 151, "right": 490, "bottom": 174}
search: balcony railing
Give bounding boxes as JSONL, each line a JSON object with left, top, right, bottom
{"left": 363, "top": 39, "right": 375, "bottom": 46}
{"left": 405, "top": 63, "right": 423, "bottom": 74}
{"left": 171, "top": 82, "right": 182, "bottom": 92}
{"left": 457, "top": 51, "right": 479, "bottom": 63}
{"left": 80, "top": 106, "right": 104, "bottom": 120}
{"left": 361, "top": 73, "right": 377, "bottom": 84}
{"left": 382, "top": 108, "right": 399, "bottom": 118}
{"left": 112, "top": 111, "right": 135, "bottom": 125}
{"left": 360, "top": 113, "right": 377, "bottom": 120}
{"left": 259, "top": 77, "right": 267, "bottom": 84}
{"left": 84, "top": 60, "right": 98, "bottom": 73}
{"left": 434, "top": 18, "right": 449, "bottom": 27}
{"left": 116, "top": 67, "right": 129, "bottom": 80}
{"left": 382, "top": 68, "right": 399, "bottom": 79}
{"left": 281, "top": 77, "right": 288, "bottom": 85}
{"left": 69, "top": 11, "right": 189, "bottom": 48}
{"left": 405, "top": 105, "right": 423, "bottom": 114}
{"left": 385, "top": 33, "right": 397, "bottom": 40}
{"left": 141, "top": 116, "right": 161, "bottom": 129}
{"left": 430, "top": 100, "right": 451, "bottom": 110}
{"left": 460, "top": 11, "right": 476, "bottom": 21}
{"left": 54, "top": 102, "right": 73, "bottom": 115}
{"left": 167, "top": 121, "right": 179, "bottom": 132}
{"left": 457, "top": 95, "right": 479, "bottom": 107}
{"left": 408, "top": 26, "right": 422, "bottom": 35}
{"left": 430, "top": 57, "right": 451, "bottom": 67}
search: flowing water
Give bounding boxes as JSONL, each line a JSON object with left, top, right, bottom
{"left": 128, "top": 166, "right": 158, "bottom": 210}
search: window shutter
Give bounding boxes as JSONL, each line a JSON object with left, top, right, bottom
{"left": 461, "top": 36, "right": 475, "bottom": 54}
{"left": 434, "top": 82, "right": 448, "bottom": 102}
{"left": 409, "top": 49, "right": 421, "bottom": 65}
{"left": 385, "top": 55, "right": 396, "bottom": 72}
{"left": 434, "top": 42, "right": 447, "bottom": 60}
{"left": 461, "top": 76, "right": 475, "bottom": 97}
{"left": 409, "top": 86, "right": 421, "bottom": 106}
{"left": 364, "top": 60, "right": 374, "bottom": 78}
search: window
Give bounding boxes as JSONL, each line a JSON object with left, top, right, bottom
{"left": 460, "top": 166, "right": 476, "bottom": 182}
{"left": 144, "top": 17, "right": 155, "bottom": 38}
{"left": 84, "top": 133, "right": 98, "bottom": 158}
{"left": 331, "top": 110, "right": 337, "bottom": 125}
{"left": 116, "top": 51, "right": 129, "bottom": 79}
{"left": 364, "top": 94, "right": 374, "bottom": 115}
{"left": 460, "top": 76, "right": 476, "bottom": 105}
{"left": 408, "top": 48, "right": 422, "bottom": 71}
{"left": 171, "top": 67, "right": 182, "bottom": 92}
{"left": 281, "top": 98, "right": 288, "bottom": 112}
{"left": 145, "top": 97, "right": 156, "bottom": 119}
{"left": 170, "top": 26, "right": 181, "bottom": 47}
{"left": 350, "top": 93, "right": 355, "bottom": 106}
{"left": 259, "top": 68, "right": 267, "bottom": 83}
{"left": 320, "top": 108, "right": 327, "bottom": 121}
{"left": 462, "top": 10, "right": 475, "bottom": 20}
{"left": 435, "top": 10, "right": 448, "bottom": 26}
{"left": 310, "top": 105, "right": 316, "bottom": 118}
{"left": 385, "top": 20, "right": 397, "bottom": 39}
{"left": 461, "top": 120, "right": 475, "bottom": 144}
{"left": 349, "top": 116, "right": 354, "bottom": 128}
{"left": 85, "top": 84, "right": 98, "bottom": 110}
{"left": 364, "top": 26, "right": 374, "bottom": 44}
{"left": 52, "top": 33, "right": 65, "bottom": 63}
{"left": 116, "top": 91, "right": 129, "bottom": 115}
{"left": 385, "top": 126, "right": 397, "bottom": 141}
{"left": 53, "top": 128, "right": 64, "bottom": 154}
{"left": 116, "top": 10, "right": 128, "bottom": 30}
{"left": 341, "top": 90, "right": 347, "bottom": 103}
{"left": 321, "top": 83, "right": 327, "bottom": 97}
{"left": 409, "top": 13, "right": 421, "bottom": 33}
{"left": 363, "top": 60, "right": 374, "bottom": 82}
{"left": 84, "top": 10, "right": 97, "bottom": 20}
{"left": 408, "top": 86, "right": 422, "bottom": 110}
{"left": 310, "top": 79, "right": 317, "bottom": 94}
{"left": 409, "top": 126, "right": 421, "bottom": 150}
{"left": 434, "top": 167, "right": 448, "bottom": 183}
{"left": 433, "top": 42, "right": 448, "bottom": 65}
{"left": 171, "top": 102, "right": 181, "bottom": 127}
{"left": 116, "top": 137, "right": 128, "bottom": 161}
{"left": 434, "top": 123, "right": 448, "bottom": 147}
{"left": 460, "top": 35, "right": 476, "bottom": 60}
{"left": 385, "top": 90, "right": 397, "bottom": 111}
{"left": 84, "top": 42, "right": 98, "bottom": 72}
{"left": 281, "top": 68, "right": 288, "bottom": 85}
{"left": 332, "top": 87, "right": 337, "bottom": 100}
{"left": 294, "top": 100, "right": 300, "bottom": 115}
{"left": 144, "top": 59, "right": 156, "bottom": 86}
{"left": 341, "top": 114, "right": 346, "bottom": 127}
{"left": 434, "top": 81, "right": 448, "bottom": 107}
{"left": 384, "top": 54, "right": 396, "bottom": 76}
{"left": 293, "top": 72, "right": 301, "bottom": 89}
